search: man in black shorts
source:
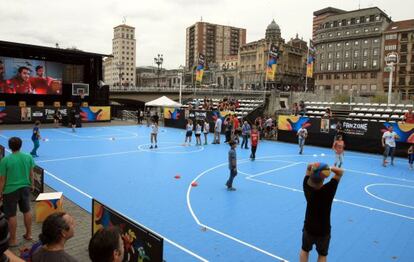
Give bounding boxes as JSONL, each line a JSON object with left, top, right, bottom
{"left": 300, "top": 162, "right": 344, "bottom": 262}
{"left": 0, "top": 137, "right": 35, "bottom": 246}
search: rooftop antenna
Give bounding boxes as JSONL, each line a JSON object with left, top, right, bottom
{"left": 200, "top": 16, "right": 203, "bottom": 22}
{"left": 122, "top": 16, "right": 127, "bottom": 24}
{"left": 358, "top": 0, "right": 361, "bottom": 9}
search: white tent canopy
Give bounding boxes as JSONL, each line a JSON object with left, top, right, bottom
{"left": 145, "top": 96, "right": 182, "bottom": 107}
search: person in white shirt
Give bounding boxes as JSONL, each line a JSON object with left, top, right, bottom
{"left": 297, "top": 126, "right": 308, "bottom": 155}
{"left": 203, "top": 120, "right": 210, "bottom": 145}
{"left": 149, "top": 120, "right": 158, "bottom": 149}
{"left": 184, "top": 119, "right": 193, "bottom": 146}
{"left": 382, "top": 125, "right": 399, "bottom": 167}
{"left": 213, "top": 117, "right": 222, "bottom": 144}
{"left": 195, "top": 121, "right": 202, "bottom": 146}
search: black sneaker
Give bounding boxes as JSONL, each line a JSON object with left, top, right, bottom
{"left": 155, "top": 145, "right": 158, "bottom": 149}
{"left": 227, "top": 187, "right": 236, "bottom": 191}
{"left": 149, "top": 145, "right": 153, "bottom": 149}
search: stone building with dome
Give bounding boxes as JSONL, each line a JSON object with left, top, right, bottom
{"left": 238, "top": 20, "right": 309, "bottom": 90}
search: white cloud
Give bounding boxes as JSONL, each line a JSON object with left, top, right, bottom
{"left": 0, "top": 0, "right": 413, "bottom": 69}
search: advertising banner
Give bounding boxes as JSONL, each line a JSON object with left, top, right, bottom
{"left": 92, "top": 199, "right": 163, "bottom": 262}
{"left": 80, "top": 106, "right": 111, "bottom": 121}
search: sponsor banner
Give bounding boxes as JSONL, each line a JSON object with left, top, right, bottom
{"left": 278, "top": 115, "right": 414, "bottom": 143}
{"left": 92, "top": 199, "right": 163, "bottom": 262}
{"left": 80, "top": 106, "right": 111, "bottom": 121}
{"left": 340, "top": 121, "right": 369, "bottom": 136}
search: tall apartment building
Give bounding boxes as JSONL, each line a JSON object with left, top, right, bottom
{"left": 313, "top": 7, "right": 345, "bottom": 40}
{"left": 238, "top": 20, "right": 308, "bottom": 90}
{"left": 103, "top": 24, "right": 136, "bottom": 87}
{"left": 383, "top": 20, "right": 414, "bottom": 100}
{"left": 185, "top": 22, "right": 246, "bottom": 69}
{"left": 313, "top": 7, "right": 391, "bottom": 94}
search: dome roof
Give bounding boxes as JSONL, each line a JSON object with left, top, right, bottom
{"left": 267, "top": 19, "right": 280, "bottom": 30}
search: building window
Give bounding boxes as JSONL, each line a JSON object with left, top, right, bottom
{"left": 363, "top": 61, "right": 368, "bottom": 68}
{"left": 337, "top": 43, "right": 341, "bottom": 47}
{"left": 346, "top": 31, "right": 350, "bottom": 35}
{"left": 353, "top": 62, "right": 358, "bottom": 69}
{"left": 352, "top": 73, "right": 357, "bottom": 79}
{"left": 334, "top": 74, "right": 340, "bottom": 79}
{"left": 335, "top": 85, "right": 340, "bottom": 90}
{"left": 354, "top": 40, "right": 359, "bottom": 46}
{"left": 326, "top": 74, "right": 332, "bottom": 79}
{"left": 344, "top": 61, "right": 350, "bottom": 69}
{"left": 372, "top": 60, "right": 378, "bottom": 67}
{"left": 345, "top": 51, "right": 350, "bottom": 58}
{"left": 374, "top": 27, "right": 379, "bottom": 31}
{"left": 361, "top": 73, "right": 368, "bottom": 79}
{"left": 343, "top": 73, "right": 349, "bottom": 79}
{"left": 328, "top": 53, "right": 333, "bottom": 59}
{"left": 373, "top": 48, "right": 379, "bottom": 55}
{"left": 371, "top": 72, "right": 377, "bottom": 78}
{"left": 345, "top": 42, "right": 350, "bottom": 46}
{"left": 385, "top": 45, "right": 397, "bottom": 51}
{"left": 335, "top": 63, "right": 340, "bottom": 70}
{"left": 354, "top": 50, "right": 359, "bottom": 58}
{"left": 375, "top": 15, "right": 380, "bottom": 21}
{"left": 318, "top": 74, "right": 324, "bottom": 80}
{"left": 364, "top": 28, "right": 369, "bottom": 33}
{"left": 363, "top": 49, "right": 368, "bottom": 57}
{"left": 343, "top": 85, "right": 349, "bottom": 90}
{"left": 336, "top": 52, "right": 341, "bottom": 58}
{"left": 370, "top": 84, "right": 377, "bottom": 91}
{"left": 364, "top": 39, "right": 369, "bottom": 44}
{"left": 320, "top": 64, "right": 324, "bottom": 71}
{"left": 361, "top": 85, "right": 367, "bottom": 90}
{"left": 373, "top": 39, "right": 379, "bottom": 44}
{"left": 328, "top": 63, "right": 332, "bottom": 71}
{"left": 355, "top": 29, "right": 360, "bottom": 34}
{"left": 328, "top": 44, "right": 333, "bottom": 48}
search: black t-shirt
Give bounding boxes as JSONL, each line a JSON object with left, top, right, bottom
{"left": 303, "top": 176, "right": 338, "bottom": 236}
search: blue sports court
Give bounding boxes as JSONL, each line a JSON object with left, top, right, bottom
{"left": 1, "top": 124, "right": 413, "bottom": 261}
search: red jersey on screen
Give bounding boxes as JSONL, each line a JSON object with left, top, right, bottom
{"left": 30, "top": 77, "right": 49, "bottom": 94}
{"left": 251, "top": 131, "right": 259, "bottom": 146}
{"left": 6, "top": 78, "right": 32, "bottom": 94}
{"left": 404, "top": 112, "right": 414, "bottom": 124}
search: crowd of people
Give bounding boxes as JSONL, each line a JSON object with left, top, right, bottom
{"left": 186, "top": 96, "right": 241, "bottom": 112}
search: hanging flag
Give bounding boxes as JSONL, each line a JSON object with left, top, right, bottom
{"left": 195, "top": 54, "right": 205, "bottom": 82}
{"left": 266, "top": 44, "right": 279, "bottom": 81}
{"left": 306, "top": 40, "right": 315, "bottom": 78}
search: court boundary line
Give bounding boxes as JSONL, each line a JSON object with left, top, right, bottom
{"left": 2, "top": 147, "right": 209, "bottom": 262}
{"left": 236, "top": 159, "right": 414, "bottom": 221}
{"left": 187, "top": 159, "right": 290, "bottom": 262}
{"left": 364, "top": 183, "right": 414, "bottom": 210}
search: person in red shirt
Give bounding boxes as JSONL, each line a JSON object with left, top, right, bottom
{"left": 332, "top": 135, "right": 345, "bottom": 167}
{"left": 250, "top": 125, "right": 260, "bottom": 160}
{"left": 0, "top": 60, "right": 6, "bottom": 93}
{"left": 30, "top": 65, "right": 52, "bottom": 94}
{"left": 232, "top": 115, "right": 240, "bottom": 144}
{"left": 403, "top": 108, "right": 414, "bottom": 124}
{"left": 7, "top": 66, "right": 32, "bottom": 94}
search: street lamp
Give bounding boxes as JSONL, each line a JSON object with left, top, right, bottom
{"left": 385, "top": 52, "right": 399, "bottom": 107}
{"left": 178, "top": 65, "right": 185, "bottom": 105}
{"left": 154, "top": 54, "right": 164, "bottom": 87}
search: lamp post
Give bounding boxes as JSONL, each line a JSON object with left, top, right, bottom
{"left": 178, "top": 65, "right": 185, "bottom": 105}
{"left": 154, "top": 54, "right": 163, "bottom": 87}
{"left": 385, "top": 52, "right": 399, "bottom": 107}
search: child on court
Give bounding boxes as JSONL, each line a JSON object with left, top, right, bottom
{"left": 408, "top": 144, "right": 414, "bottom": 169}
{"left": 297, "top": 125, "right": 308, "bottom": 154}
{"left": 30, "top": 120, "right": 41, "bottom": 157}
{"left": 149, "top": 120, "right": 158, "bottom": 149}
{"left": 250, "top": 125, "right": 260, "bottom": 160}
{"left": 195, "top": 121, "right": 202, "bottom": 146}
{"left": 332, "top": 135, "right": 345, "bottom": 168}
{"left": 203, "top": 120, "right": 210, "bottom": 145}
{"left": 226, "top": 140, "right": 237, "bottom": 191}
{"left": 184, "top": 119, "right": 193, "bottom": 146}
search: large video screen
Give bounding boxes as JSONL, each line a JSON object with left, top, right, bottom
{"left": 0, "top": 56, "right": 63, "bottom": 95}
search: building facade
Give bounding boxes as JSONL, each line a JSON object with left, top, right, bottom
{"left": 136, "top": 67, "right": 181, "bottom": 88}
{"left": 313, "top": 7, "right": 392, "bottom": 95}
{"left": 313, "top": 7, "right": 345, "bottom": 40}
{"left": 382, "top": 20, "right": 414, "bottom": 100}
{"left": 185, "top": 22, "right": 246, "bottom": 69}
{"left": 103, "top": 24, "right": 136, "bottom": 87}
{"left": 238, "top": 20, "right": 308, "bottom": 90}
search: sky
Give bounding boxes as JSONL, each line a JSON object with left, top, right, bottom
{"left": 0, "top": 0, "right": 413, "bottom": 69}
